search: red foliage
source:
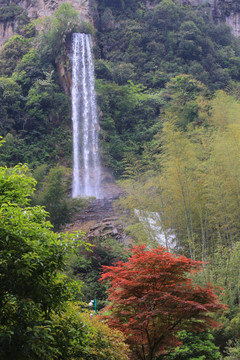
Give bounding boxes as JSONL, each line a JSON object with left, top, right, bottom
{"left": 100, "top": 245, "right": 227, "bottom": 360}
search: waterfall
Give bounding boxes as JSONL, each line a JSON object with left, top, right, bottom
{"left": 71, "top": 33, "right": 101, "bottom": 198}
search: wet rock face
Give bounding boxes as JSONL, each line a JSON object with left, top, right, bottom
{"left": 87, "top": 216, "right": 124, "bottom": 242}
{"left": 64, "top": 165, "right": 128, "bottom": 242}
{"left": 65, "top": 197, "right": 128, "bottom": 244}
{"left": 80, "top": 198, "right": 127, "bottom": 242}
{"left": 75, "top": 198, "right": 117, "bottom": 223}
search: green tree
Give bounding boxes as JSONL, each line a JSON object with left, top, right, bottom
{"left": 0, "top": 133, "right": 25, "bottom": 166}
{"left": 32, "top": 165, "right": 70, "bottom": 230}
{"left": 203, "top": 91, "right": 240, "bottom": 247}
{"left": 0, "top": 4, "right": 22, "bottom": 22}
{"left": 13, "top": 49, "right": 44, "bottom": 95}
{"left": 118, "top": 90, "right": 240, "bottom": 260}
{"left": 163, "top": 330, "right": 221, "bottom": 360}
{"left": 0, "top": 163, "right": 83, "bottom": 358}
{"left": 0, "top": 35, "right": 31, "bottom": 76}
{"left": 69, "top": 236, "right": 128, "bottom": 309}
{"left": 0, "top": 77, "right": 22, "bottom": 135}
{"left": 39, "top": 3, "right": 94, "bottom": 61}
{"left": 0, "top": 163, "right": 129, "bottom": 359}
{"left": 224, "top": 340, "right": 240, "bottom": 360}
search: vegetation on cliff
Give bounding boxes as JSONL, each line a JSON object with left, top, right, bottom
{"left": 95, "top": 0, "right": 240, "bottom": 174}
{"left": 1, "top": 0, "right": 240, "bottom": 175}
{"left": 1, "top": 0, "right": 240, "bottom": 358}
{"left": 0, "top": 3, "right": 93, "bottom": 170}
{"left": 219, "top": 0, "right": 240, "bottom": 17}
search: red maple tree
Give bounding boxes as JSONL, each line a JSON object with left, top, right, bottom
{"left": 100, "top": 245, "right": 226, "bottom": 360}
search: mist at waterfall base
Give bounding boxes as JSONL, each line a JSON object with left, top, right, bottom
{"left": 71, "top": 33, "right": 101, "bottom": 199}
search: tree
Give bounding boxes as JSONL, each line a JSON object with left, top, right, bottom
{"left": 0, "top": 77, "right": 22, "bottom": 135}
{"left": 69, "top": 235, "right": 128, "bottom": 309}
{"left": 39, "top": 3, "right": 94, "bottom": 61}
{"left": 0, "top": 163, "right": 129, "bottom": 359}
{"left": 31, "top": 165, "right": 70, "bottom": 230}
{"left": 224, "top": 340, "right": 240, "bottom": 360}
{"left": 0, "top": 163, "right": 83, "bottom": 358}
{"left": 76, "top": 312, "right": 130, "bottom": 360}
{"left": 100, "top": 245, "right": 226, "bottom": 360}
{"left": 0, "top": 35, "right": 31, "bottom": 76}
{"left": 163, "top": 330, "right": 221, "bottom": 360}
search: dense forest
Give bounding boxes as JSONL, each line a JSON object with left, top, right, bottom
{"left": 1, "top": 0, "right": 240, "bottom": 359}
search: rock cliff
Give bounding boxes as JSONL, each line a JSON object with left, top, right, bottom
{"left": 1, "top": 0, "right": 240, "bottom": 49}
{"left": 0, "top": 0, "right": 95, "bottom": 48}
{"left": 226, "top": 12, "right": 240, "bottom": 37}
{"left": 181, "top": 0, "right": 240, "bottom": 37}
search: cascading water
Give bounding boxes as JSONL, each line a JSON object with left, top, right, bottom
{"left": 71, "top": 33, "right": 101, "bottom": 198}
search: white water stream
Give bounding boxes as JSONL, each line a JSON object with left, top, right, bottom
{"left": 71, "top": 33, "right": 101, "bottom": 198}
{"left": 134, "top": 209, "right": 177, "bottom": 250}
